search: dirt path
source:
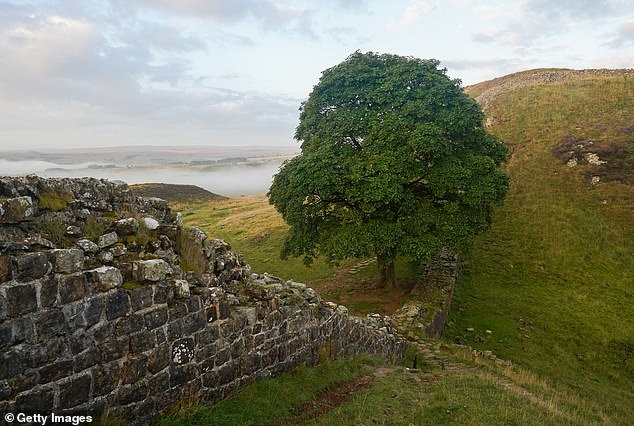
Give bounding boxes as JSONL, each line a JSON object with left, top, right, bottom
{"left": 270, "top": 367, "right": 400, "bottom": 425}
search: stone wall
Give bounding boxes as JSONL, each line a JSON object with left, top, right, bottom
{"left": 392, "top": 250, "right": 460, "bottom": 339}
{"left": 474, "top": 68, "right": 634, "bottom": 113}
{"left": 0, "top": 176, "right": 407, "bottom": 424}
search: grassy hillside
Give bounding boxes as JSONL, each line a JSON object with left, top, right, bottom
{"left": 446, "top": 74, "right": 634, "bottom": 422}
{"left": 165, "top": 71, "right": 634, "bottom": 424}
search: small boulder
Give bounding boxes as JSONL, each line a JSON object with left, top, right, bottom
{"left": 65, "top": 225, "right": 82, "bottom": 236}
{"left": 24, "top": 235, "right": 55, "bottom": 249}
{"left": 0, "top": 196, "right": 34, "bottom": 223}
{"left": 143, "top": 217, "right": 160, "bottom": 231}
{"left": 115, "top": 217, "right": 140, "bottom": 235}
{"left": 97, "top": 231, "right": 118, "bottom": 249}
{"left": 133, "top": 259, "right": 172, "bottom": 282}
{"left": 85, "top": 266, "right": 123, "bottom": 292}
{"left": 48, "top": 249, "right": 84, "bottom": 273}
{"left": 0, "top": 255, "right": 13, "bottom": 283}
{"left": 110, "top": 243, "right": 127, "bottom": 257}
{"left": 15, "top": 252, "right": 50, "bottom": 280}
{"left": 172, "top": 279, "right": 190, "bottom": 298}
{"left": 76, "top": 239, "right": 99, "bottom": 253}
{"left": 99, "top": 251, "right": 114, "bottom": 263}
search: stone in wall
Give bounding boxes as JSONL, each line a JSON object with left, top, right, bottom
{"left": 0, "top": 196, "right": 34, "bottom": 224}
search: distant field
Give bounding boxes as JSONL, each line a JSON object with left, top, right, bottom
{"left": 130, "top": 183, "right": 226, "bottom": 202}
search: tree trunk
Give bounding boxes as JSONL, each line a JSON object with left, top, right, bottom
{"left": 377, "top": 254, "right": 396, "bottom": 288}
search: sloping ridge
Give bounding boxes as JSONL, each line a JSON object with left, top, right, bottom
{"left": 466, "top": 67, "right": 634, "bottom": 112}
{"left": 130, "top": 182, "right": 226, "bottom": 202}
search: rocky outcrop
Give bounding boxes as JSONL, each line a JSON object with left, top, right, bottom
{"left": 0, "top": 176, "right": 407, "bottom": 425}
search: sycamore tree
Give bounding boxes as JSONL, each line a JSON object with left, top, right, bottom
{"left": 268, "top": 52, "right": 509, "bottom": 287}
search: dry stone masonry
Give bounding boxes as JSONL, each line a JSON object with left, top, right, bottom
{"left": 0, "top": 176, "right": 407, "bottom": 424}
{"left": 474, "top": 68, "right": 634, "bottom": 114}
{"left": 392, "top": 249, "right": 460, "bottom": 339}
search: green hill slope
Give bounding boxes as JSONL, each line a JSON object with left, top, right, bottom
{"left": 447, "top": 70, "right": 634, "bottom": 422}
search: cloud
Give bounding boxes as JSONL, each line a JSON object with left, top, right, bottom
{"left": 442, "top": 57, "right": 539, "bottom": 85}
{"left": 607, "top": 20, "right": 634, "bottom": 46}
{"left": 524, "top": 0, "right": 623, "bottom": 20}
{"left": 123, "top": 22, "right": 205, "bottom": 52}
{"left": 388, "top": 0, "right": 434, "bottom": 31}
{"left": 472, "top": 0, "right": 634, "bottom": 48}
{"left": 135, "top": 0, "right": 256, "bottom": 22}
{"left": 134, "top": 0, "right": 316, "bottom": 37}
{"left": 325, "top": 0, "right": 367, "bottom": 11}
{"left": 1, "top": 16, "right": 99, "bottom": 78}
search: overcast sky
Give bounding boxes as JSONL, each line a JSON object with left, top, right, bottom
{"left": 1, "top": 0, "right": 633, "bottom": 151}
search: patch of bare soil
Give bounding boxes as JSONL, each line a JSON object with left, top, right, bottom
{"left": 273, "top": 368, "right": 399, "bottom": 425}
{"left": 282, "top": 376, "right": 374, "bottom": 425}
{"left": 310, "top": 259, "right": 416, "bottom": 315}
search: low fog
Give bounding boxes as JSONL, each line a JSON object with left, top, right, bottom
{"left": 1, "top": 160, "right": 284, "bottom": 197}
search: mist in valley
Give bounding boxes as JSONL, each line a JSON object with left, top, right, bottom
{"left": 1, "top": 158, "right": 286, "bottom": 197}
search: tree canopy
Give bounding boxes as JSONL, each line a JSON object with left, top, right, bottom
{"left": 268, "top": 52, "right": 509, "bottom": 287}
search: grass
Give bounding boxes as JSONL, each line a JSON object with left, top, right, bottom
{"left": 155, "top": 355, "right": 380, "bottom": 426}
{"left": 446, "top": 76, "right": 634, "bottom": 423}
{"left": 35, "top": 214, "right": 67, "bottom": 246}
{"left": 155, "top": 345, "right": 606, "bottom": 425}
{"left": 84, "top": 215, "right": 109, "bottom": 242}
{"left": 38, "top": 189, "right": 73, "bottom": 211}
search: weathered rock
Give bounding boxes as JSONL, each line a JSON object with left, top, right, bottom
{"left": 585, "top": 152, "right": 607, "bottom": 165}
{"left": 110, "top": 243, "right": 127, "bottom": 257}
{"left": 5, "top": 283, "right": 37, "bottom": 316}
{"left": 47, "top": 249, "right": 84, "bottom": 274}
{"left": 0, "top": 196, "right": 34, "bottom": 223}
{"left": 116, "top": 218, "right": 140, "bottom": 235}
{"left": 143, "top": 217, "right": 160, "bottom": 231}
{"left": 57, "top": 273, "right": 87, "bottom": 304}
{"left": 97, "top": 232, "right": 119, "bottom": 249}
{"left": 0, "top": 176, "right": 409, "bottom": 425}
{"left": 86, "top": 266, "right": 123, "bottom": 292}
{"left": 24, "top": 235, "right": 55, "bottom": 249}
{"left": 76, "top": 239, "right": 99, "bottom": 253}
{"left": 112, "top": 180, "right": 131, "bottom": 199}
{"left": 0, "top": 256, "right": 12, "bottom": 283}
{"left": 172, "top": 280, "right": 190, "bottom": 298}
{"left": 65, "top": 225, "right": 82, "bottom": 236}
{"left": 15, "top": 252, "right": 50, "bottom": 280}
{"left": 134, "top": 259, "right": 172, "bottom": 282}
{"left": 99, "top": 251, "right": 114, "bottom": 263}
{"left": 188, "top": 227, "right": 208, "bottom": 246}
